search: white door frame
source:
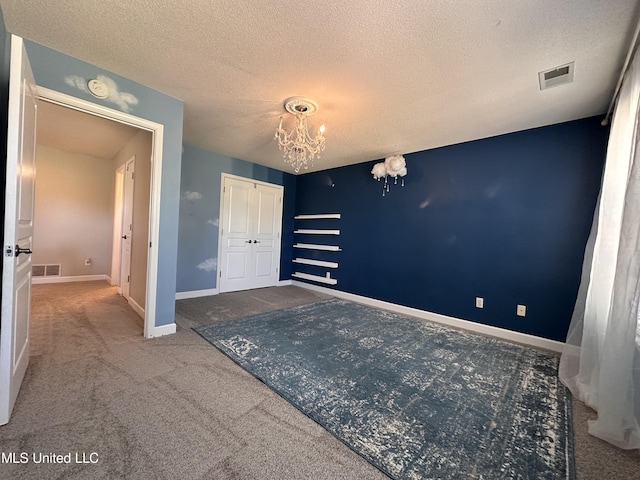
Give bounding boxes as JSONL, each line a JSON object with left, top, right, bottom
{"left": 217, "top": 173, "right": 283, "bottom": 293}
{"left": 36, "top": 86, "right": 164, "bottom": 339}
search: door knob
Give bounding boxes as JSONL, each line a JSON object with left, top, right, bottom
{"left": 15, "top": 245, "right": 32, "bottom": 256}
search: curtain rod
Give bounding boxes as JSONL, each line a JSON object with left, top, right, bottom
{"left": 602, "top": 17, "right": 640, "bottom": 126}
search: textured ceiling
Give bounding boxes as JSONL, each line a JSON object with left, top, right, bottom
{"left": 2, "top": 1, "right": 639, "bottom": 173}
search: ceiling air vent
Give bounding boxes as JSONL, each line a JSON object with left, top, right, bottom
{"left": 539, "top": 62, "right": 574, "bottom": 90}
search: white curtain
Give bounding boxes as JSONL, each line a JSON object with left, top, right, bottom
{"left": 559, "top": 48, "right": 640, "bottom": 450}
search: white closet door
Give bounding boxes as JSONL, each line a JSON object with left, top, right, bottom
{"left": 219, "top": 175, "right": 283, "bottom": 293}
{"left": 252, "top": 183, "right": 281, "bottom": 288}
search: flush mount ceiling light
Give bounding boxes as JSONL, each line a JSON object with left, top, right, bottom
{"left": 275, "top": 97, "right": 326, "bottom": 173}
{"left": 87, "top": 78, "right": 109, "bottom": 98}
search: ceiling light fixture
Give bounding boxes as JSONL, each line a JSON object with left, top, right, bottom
{"left": 275, "top": 97, "right": 326, "bottom": 173}
{"left": 372, "top": 155, "right": 407, "bottom": 196}
{"left": 87, "top": 78, "right": 109, "bottom": 99}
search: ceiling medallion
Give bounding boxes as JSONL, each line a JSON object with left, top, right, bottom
{"left": 275, "top": 96, "right": 326, "bottom": 173}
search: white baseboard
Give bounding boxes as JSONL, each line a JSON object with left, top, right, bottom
{"left": 175, "top": 288, "right": 218, "bottom": 300}
{"left": 175, "top": 281, "right": 291, "bottom": 299}
{"left": 32, "top": 274, "right": 109, "bottom": 285}
{"left": 128, "top": 297, "right": 145, "bottom": 319}
{"left": 146, "top": 322, "right": 176, "bottom": 338}
{"left": 291, "top": 281, "right": 565, "bottom": 353}
{"left": 175, "top": 279, "right": 298, "bottom": 300}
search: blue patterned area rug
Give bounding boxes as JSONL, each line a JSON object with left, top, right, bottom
{"left": 194, "top": 298, "right": 575, "bottom": 480}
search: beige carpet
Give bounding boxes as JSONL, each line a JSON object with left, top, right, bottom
{"left": 0, "top": 281, "right": 638, "bottom": 479}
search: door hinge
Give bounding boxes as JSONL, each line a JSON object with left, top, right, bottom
{"left": 219, "top": 270, "right": 222, "bottom": 278}
{"left": 149, "top": 241, "right": 152, "bottom": 248}
{"left": 127, "top": 275, "right": 130, "bottom": 282}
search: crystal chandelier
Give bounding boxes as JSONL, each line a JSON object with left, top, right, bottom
{"left": 275, "top": 97, "right": 326, "bottom": 173}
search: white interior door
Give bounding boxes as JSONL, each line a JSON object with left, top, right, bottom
{"left": 219, "top": 175, "right": 283, "bottom": 293}
{"left": 120, "top": 156, "right": 135, "bottom": 298}
{"left": 252, "top": 185, "right": 282, "bottom": 288}
{"left": 220, "top": 176, "right": 252, "bottom": 292}
{"left": 1, "top": 35, "right": 38, "bottom": 425}
{"left": 111, "top": 164, "right": 124, "bottom": 289}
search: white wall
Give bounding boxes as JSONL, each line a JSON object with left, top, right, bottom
{"left": 33, "top": 146, "right": 114, "bottom": 277}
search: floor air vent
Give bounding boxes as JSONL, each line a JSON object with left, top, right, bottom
{"left": 32, "top": 264, "right": 61, "bottom": 277}
{"left": 539, "top": 61, "right": 574, "bottom": 90}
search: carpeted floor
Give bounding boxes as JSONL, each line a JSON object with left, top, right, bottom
{"left": 0, "top": 281, "right": 638, "bottom": 479}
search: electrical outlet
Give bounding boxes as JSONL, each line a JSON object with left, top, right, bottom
{"left": 475, "top": 297, "right": 484, "bottom": 308}
{"left": 517, "top": 304, "right": 526, "bottom": 317}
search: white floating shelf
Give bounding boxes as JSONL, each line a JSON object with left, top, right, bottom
{"left": 293, "top": 258, "right": 339, "bottom": 268}
{"left": 294, "top": 214, "right": 341, "bottom": 220}
{"left": 294, "top": 229, "right": 340, "bottom": 235}
{"left": 294, "top": 243, "right": 342, "bottom": 251}
{"left": 292, "top": 271, "right": 338, "bottom": 285}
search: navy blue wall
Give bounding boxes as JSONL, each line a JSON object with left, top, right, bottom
{"left": 295, "top": 117, "right": 608, "bottom": 341}
{"left": 177, "top": 144, "right": 296, "bottom": 293}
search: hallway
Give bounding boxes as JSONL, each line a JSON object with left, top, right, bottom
{"left": 30, "top": 281, "right": 144, "bottom": 362}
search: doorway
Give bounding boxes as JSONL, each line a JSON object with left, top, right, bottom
{"left": 34, "top": 87, "right": 164, "bottom": 338}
